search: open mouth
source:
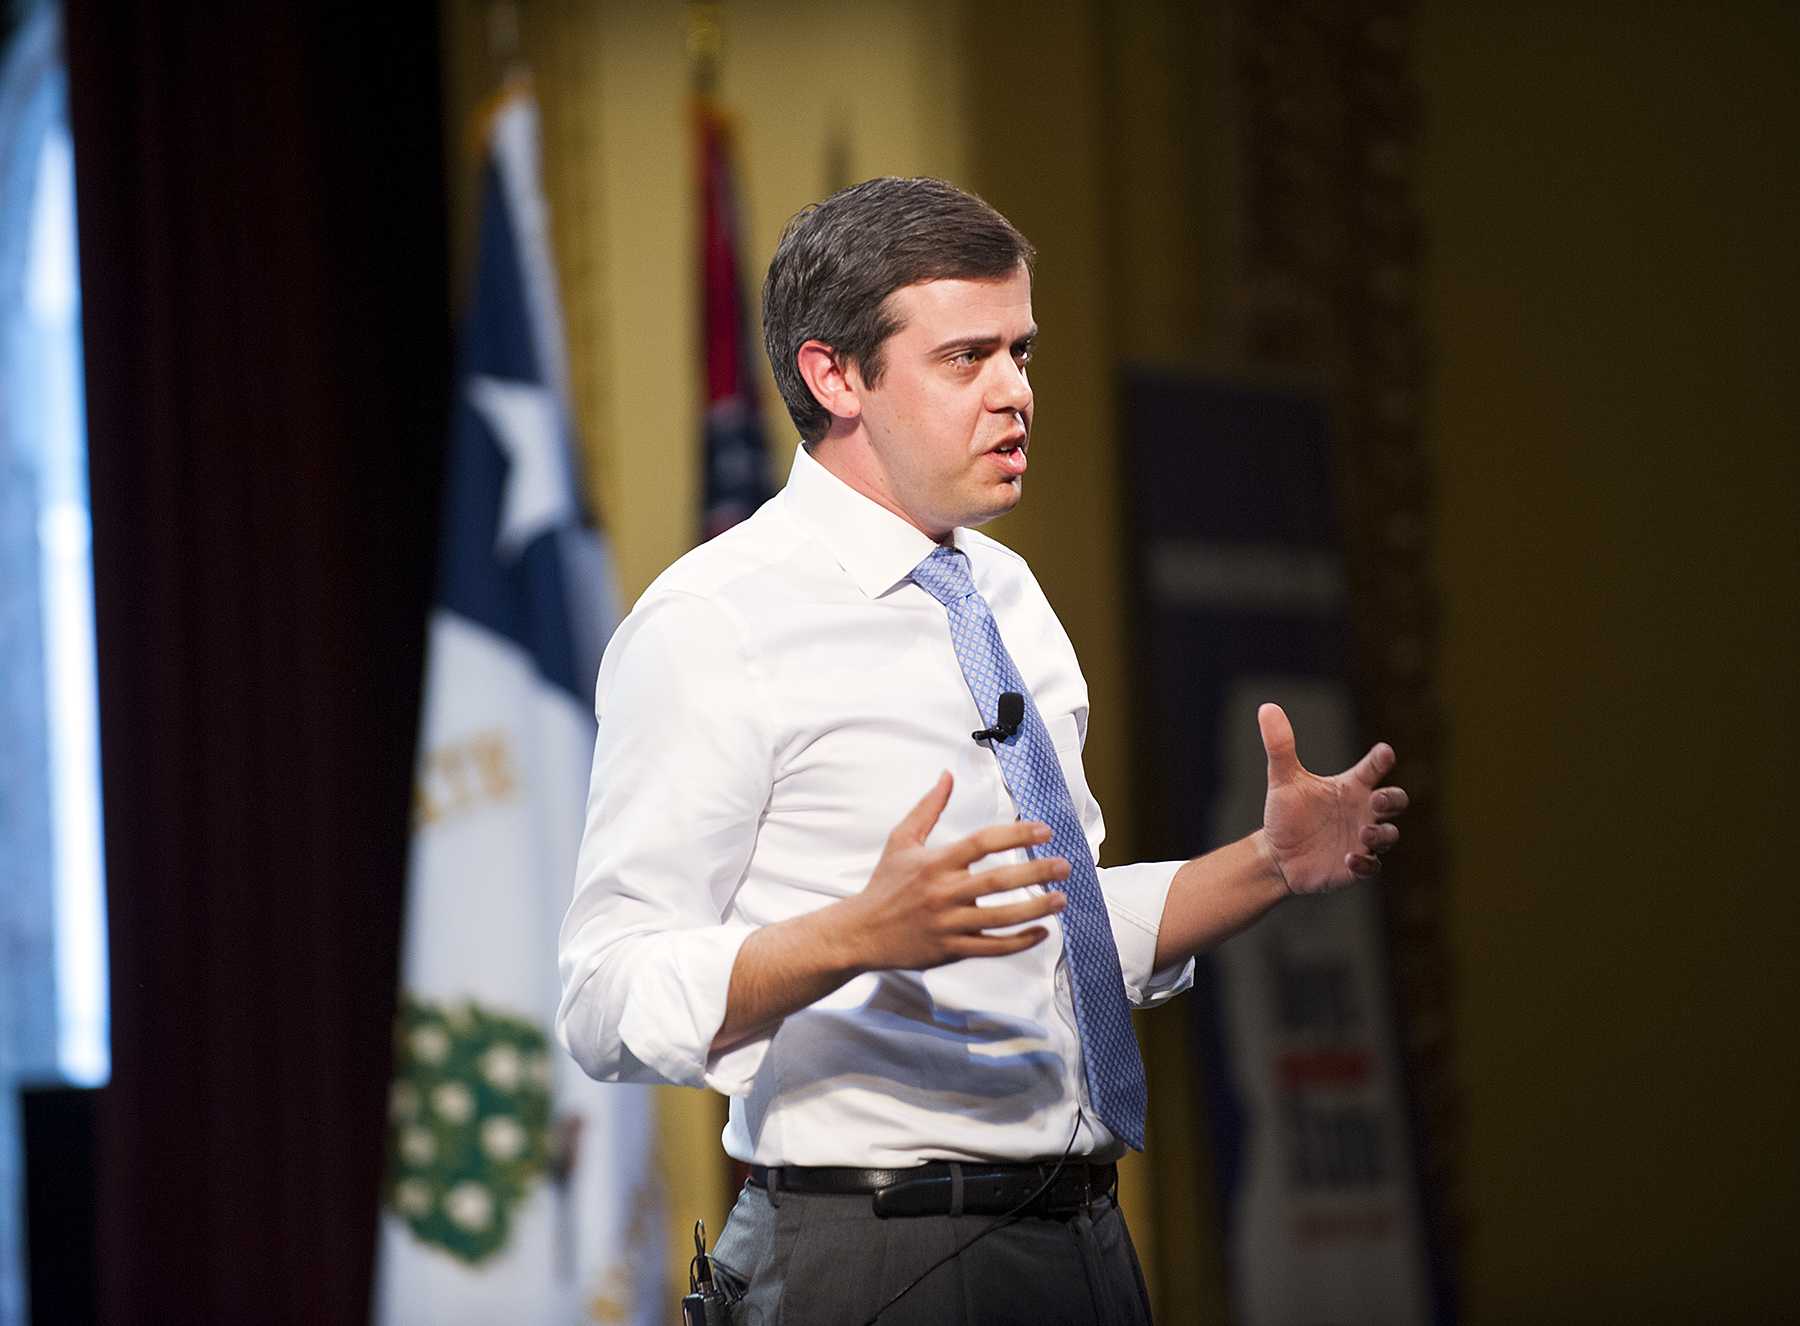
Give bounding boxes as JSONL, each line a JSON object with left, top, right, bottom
{"left": 989, "top": 438, "right": 1028, "bottom": 477}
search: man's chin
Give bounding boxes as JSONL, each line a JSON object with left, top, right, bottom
{"left": 960, "top": 479, "right": 1024, "bottom": 529}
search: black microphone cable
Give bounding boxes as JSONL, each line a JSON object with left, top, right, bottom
{"left": 858, "top": 1110, "right": 1089, "bottom": 1326}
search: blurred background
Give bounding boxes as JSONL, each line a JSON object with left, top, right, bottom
{"left": 0, "top": 0, "right": 1793, "bottom": 1322}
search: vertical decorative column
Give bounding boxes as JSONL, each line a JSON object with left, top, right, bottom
{"left": 1231, "top": 0, "right": 1462, "bottom": 1313}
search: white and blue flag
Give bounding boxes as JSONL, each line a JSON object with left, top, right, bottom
{"left": 373, "top": 83, "right": 660, "bottom": 1326}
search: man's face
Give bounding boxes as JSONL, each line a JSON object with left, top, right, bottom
{"left": 848, "top": 266, "right": 1036, "bottom": 540}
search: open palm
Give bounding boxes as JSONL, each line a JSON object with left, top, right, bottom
{"left": 1259, "top": 702, "right": 1407, "bottom": 895}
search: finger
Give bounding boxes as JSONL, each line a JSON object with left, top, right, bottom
{"left": 952, "top": 856, "right": 1071, "bottom": 902}
{"left": 940, "top": 818, "right": 1053, "bottom": 869}
{"left": 1347, "top": 741, "right": 1396, "bottom": 788}
{"left": 955, "top": 892, "right": 1067, "bottom": 932}
{"left": 1373, "top": 786, "right": 1410, "bottom": 816}
{"left": 1345, "top": 850, "right": 1383, "bottom": 877}
{"left": 950, "top": 927, "right": 1051, "bottom": 958}
{"left": 1259, "top": 703, "right": 1303, "bottom": 784}
{"left": 1360, "top": 823, "right": 1400, "bottom": 852}
{"left": 888, "top": 771, "right": 954, "bottom": 849}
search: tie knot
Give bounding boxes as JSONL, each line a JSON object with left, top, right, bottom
{"left": 910, "top": 545, "right": 977, "bottom": 606}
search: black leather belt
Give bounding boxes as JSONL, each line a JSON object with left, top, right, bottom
{"left": 747, "top": 1160, "right": 1117, "bottom": 1218}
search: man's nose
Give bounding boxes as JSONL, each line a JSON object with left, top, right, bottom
{"left": 987, "top": 355, "right": 1032, "bottom": 413}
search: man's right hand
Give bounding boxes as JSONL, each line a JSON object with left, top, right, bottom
{"left": 836, "top": 771, "right": 1069, "bottom": 970}
{"left": 711, "top": 772, "right": 1069, "bottom": 1053}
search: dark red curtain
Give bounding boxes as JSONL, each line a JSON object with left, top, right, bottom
{"left": 64, "top": 1, "right": 450, "bottom": 1319}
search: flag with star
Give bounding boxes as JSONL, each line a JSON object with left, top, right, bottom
{"left": 695, "top": 95, "right": 770, "bottom": 540}
{"left": 373, "top": 80, "right": 660, "bottom": 1326}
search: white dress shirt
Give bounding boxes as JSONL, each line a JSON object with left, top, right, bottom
{"left": 557, "top": 443, "right": 1192, "bottom": 1167}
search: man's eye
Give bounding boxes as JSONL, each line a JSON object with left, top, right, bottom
{"left": 1014, "top": 344, "right": 1034, "bottom": 365}
{"left": 950, "top": 350, "right": 979, "bottom": 367}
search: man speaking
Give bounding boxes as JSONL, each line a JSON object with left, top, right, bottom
{"left": 557, "top": 178, "right": 1406, "bottom": 1324}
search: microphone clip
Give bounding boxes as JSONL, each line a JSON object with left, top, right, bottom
{"left": 972, "top": 691, "right": 1025, "bottom": 743}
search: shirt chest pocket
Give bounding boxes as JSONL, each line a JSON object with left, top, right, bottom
{"left": 1042, "top": 712, "right": 1096, "bottom": 831}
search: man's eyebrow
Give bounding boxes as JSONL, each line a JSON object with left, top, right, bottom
{"left": 926, "top": 327, "right": 1040, "bottom": 356}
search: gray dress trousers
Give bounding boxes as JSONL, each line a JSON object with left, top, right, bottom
{"left": 708, "top": 1183, "right": 1156, "bottom": 1326}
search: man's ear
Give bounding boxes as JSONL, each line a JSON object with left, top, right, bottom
{"left": 796, "top": 341, "right": 863, "bottom": 424}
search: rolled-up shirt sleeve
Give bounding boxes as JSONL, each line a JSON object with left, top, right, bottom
{"left": 556, "top": 590, "right": 775, "bottom": 1092}
{"left": 1097, "top": 861, "right": 1195, "bottom": 1007}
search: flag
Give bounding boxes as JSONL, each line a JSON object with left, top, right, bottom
{"left": 695, "top": 97, "right": 770, "bottom": 541}
{"left": 373, "top": 80, "right": 660, "bottom": 1326}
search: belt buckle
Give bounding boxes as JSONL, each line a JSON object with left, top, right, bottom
{"left": 1055, "top": 1160, "right": 1100, "bottom": 1215}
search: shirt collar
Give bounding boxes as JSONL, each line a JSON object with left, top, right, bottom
{"left": 783, "top": 442, "right": 967, "bottom": 599}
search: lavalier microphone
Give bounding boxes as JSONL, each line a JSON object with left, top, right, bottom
{"left": 971, "top": 692, "right": 1024, "bottom": 743}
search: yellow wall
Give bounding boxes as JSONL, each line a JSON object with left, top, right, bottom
{"left": 1416, "top": 3, "right": 1798, "bottom": 1319}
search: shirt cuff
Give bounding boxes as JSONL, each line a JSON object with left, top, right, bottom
{"left": 617, "top": 923, "right": 763, "bottom": 1090}
{"left": 1097, "top": 858, "right": 1195, "bottom": 1007}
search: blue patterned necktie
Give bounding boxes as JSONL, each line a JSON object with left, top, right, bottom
{"left": 911, "top": 545, "right": 1147, "bottom": 1150}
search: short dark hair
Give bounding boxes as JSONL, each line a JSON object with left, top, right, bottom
{"left": 761, "top": 177, "right": 1036, "bottom": 444}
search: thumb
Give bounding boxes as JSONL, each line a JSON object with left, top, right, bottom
{"left": 1259, "top": 703, "right": 1303, "bottom": 785}
{"left": 890, "top": 771, "right": 954, "bottom": 848}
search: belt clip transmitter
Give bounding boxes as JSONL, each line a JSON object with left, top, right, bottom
{"left": 682, "top": 1219, "right": 731, "bottom": 1326}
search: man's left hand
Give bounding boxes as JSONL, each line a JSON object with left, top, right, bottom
{"left": 1259, "top": 701, "right": 1408, "bottom": 895}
